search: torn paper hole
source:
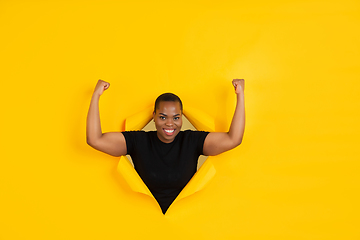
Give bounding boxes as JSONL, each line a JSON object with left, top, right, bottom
{"left": 117, "top": 105, "right": 216, "bottom": 205}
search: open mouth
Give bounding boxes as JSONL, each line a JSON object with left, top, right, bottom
{"left": 163, "top": 128, "right": 175, "bottom": 136}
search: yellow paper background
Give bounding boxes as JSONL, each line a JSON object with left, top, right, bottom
{"left": 1, "top": 0, "right": 359, "bottom": 239}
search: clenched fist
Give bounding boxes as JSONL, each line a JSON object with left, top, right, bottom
{"left": 93, "top": 79, "right": 110, "bottom": 97}
{"left": 232, "top": 79, "right": 244, "bottom": 94}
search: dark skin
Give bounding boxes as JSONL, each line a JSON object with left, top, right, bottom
{"left": 153, "top": 101, "right": 183, "bottom": 144}
{"left": 87, "top": 79, "right": 245, "bottom": 156}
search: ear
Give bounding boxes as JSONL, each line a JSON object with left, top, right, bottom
{"left": 153, "top": 111, "right": 155, "bottom": 121}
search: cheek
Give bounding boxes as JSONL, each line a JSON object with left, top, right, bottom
{"left": 155, "top": 120, "right": 166, "bottom": 128}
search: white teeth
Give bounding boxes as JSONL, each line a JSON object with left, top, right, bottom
{"left": 164, "top": 129, "right": 174, "bottom": 133}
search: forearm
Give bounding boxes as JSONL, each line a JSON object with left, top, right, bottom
{"left": 228, "top": 91, "right": 245, "bottom": 145}
{"left": 86, "top": 94, "right": 103, "bottom": 145}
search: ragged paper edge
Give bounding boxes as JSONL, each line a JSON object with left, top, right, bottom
{"left": 118, "top": 105, "right": 216, "bottom": 199}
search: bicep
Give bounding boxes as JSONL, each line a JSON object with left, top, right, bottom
{"left": 203, "top": 132, "right": 239, "bottom": 156}
{"left": 89, "top": 132, "right": 127, "bottom": 157}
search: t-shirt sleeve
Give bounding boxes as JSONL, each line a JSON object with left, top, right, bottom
{"left": 121, "top": 131, "right": 142, "bottom": 155}
{"left": 189, "top": 130, "right": 210, "bottom": 155}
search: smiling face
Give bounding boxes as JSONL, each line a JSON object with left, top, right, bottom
{"left": 153, "top": 101, "right": 183, "bottom": 143}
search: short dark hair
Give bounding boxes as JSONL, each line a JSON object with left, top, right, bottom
{"left": 154, "top": 93, "right": 183, "bottom": 113}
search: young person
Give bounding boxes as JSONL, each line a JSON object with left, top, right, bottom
{"left": 87, "top": 79, "right": 245, "bottom": 214}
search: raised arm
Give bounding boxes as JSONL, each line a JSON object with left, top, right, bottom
{"left": 203, "top": 79, "right": 245, "bottom": 156}
{"left": 86, "top": 79, "right": 127, "bottom": 157}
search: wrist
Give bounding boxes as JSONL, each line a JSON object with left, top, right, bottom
{"left": 91, "top": 93, "right": 101, "bottom": 101}
{"left": 236, "top": 89, "right": 244, "bottom": 96}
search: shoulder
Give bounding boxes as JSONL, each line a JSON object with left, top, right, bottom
{"left": 122, "top": 130, "right": 145, "bottom": 137}
{"left": 182, "top": 129, "right": 209, "bottom": 135}
{"left": 122, "top": 130, "right": 147, "bottom": 133}
{"left": 122, "top": 130, "right": 155, "bottom": 140}
{"left": 122, "top": 131, "right": 156, "bottom": 151}
{"left": 181, "top": 130, "right": 210, "bottom": 140}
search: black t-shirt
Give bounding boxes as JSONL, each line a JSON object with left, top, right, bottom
{"left": 122, "top": 130, "right": 209, "bottom": 214}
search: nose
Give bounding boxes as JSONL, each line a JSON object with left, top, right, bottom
{"left": 165, "top": 118, "right": 173, "bottom": 126}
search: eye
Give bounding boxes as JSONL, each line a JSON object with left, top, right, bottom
{"left": 160, "top": 116, "right": 166, "bottom": 120}
{"left": 173, "top": 117, "right": 180, "bottom": 120}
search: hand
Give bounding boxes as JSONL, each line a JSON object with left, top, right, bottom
{"left": 232, "top": 79, "right": 244, "bottom": 94}
{"left": 93, "top": 79, "right": 110, "bottom": 97}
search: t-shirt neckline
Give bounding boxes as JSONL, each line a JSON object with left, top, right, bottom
{"left": 153, "top": 131, "right": 181, "bottom": 145}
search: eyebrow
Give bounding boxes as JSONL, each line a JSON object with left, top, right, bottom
{"left": 159, "top": 113, "right": 181, "bottom": 117}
